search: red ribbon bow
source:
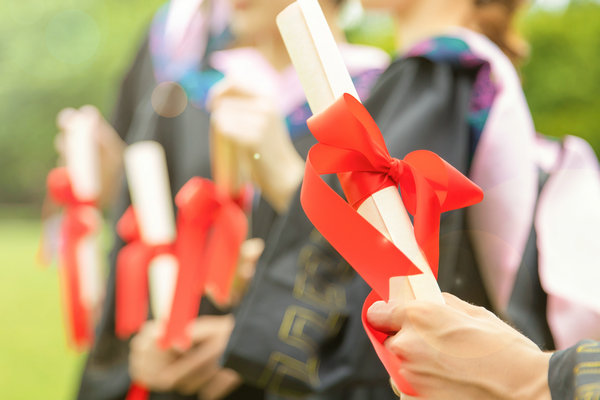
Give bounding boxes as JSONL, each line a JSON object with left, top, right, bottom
{"left": 301, "top": 94, "right": 484, "bottom": 394}
{"left": 160, "top": 177, "right": 248, "bottom": 350}
{"left": 46, "top": 167, "right": 98, "bottom": 350}
{"left": 116, "top": 177, "right": 248, "bottom": 348}
{"left": 119, "top": 177, "right": 248, "bottom": 400}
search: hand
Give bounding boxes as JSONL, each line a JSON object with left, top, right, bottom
{"left": 128, "top": 321, "right": 180, "bottom": 392}
{"left": 208, "top": 79, "right": 304, "bottom": 213}
{"left": 55, "top": 105, "right": 125, "bottom": 207}
{"left": 367, "top": 293, "right": 552, "bottom": 400}
{"left": 129, "top": 315, "right": 241, "bottom": 399}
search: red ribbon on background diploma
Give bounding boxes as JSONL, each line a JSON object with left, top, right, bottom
{"left": 46, "top": 167, "right": 96, "bottom": 349}
{"left": 118, "top": 177, "right": 247, "bottom": 400}
{"left": 115, "top": 207, "right": 174, "bottom": 338}
{"left": 301, "top": 94, "right": 483, "bottom": 394}
{"left": 116, "top": 177, "right": 248, "bottom": 347}
{"left": 160, "top": 177, "right": 248, "bottom": 350}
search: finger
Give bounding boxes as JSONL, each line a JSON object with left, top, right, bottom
{"left": 367, "top": 300, "right": 406, "bottom": 333}
{"left": 175, "top": 365, "right": 220, "bottom": 395}
{"left": 198, "top": 369, "right": 241, "bottom": 400}
{"left": 186, "top": 315, "right": 234, "bottom": 343}
{"left": 207, "top": 78, "right": 259, "bottom": 109}
{"left": 239, "top": 238, "right": 265, "bottom": 263}
{"left": 78, "top": 104, "right": 101, "bottom": 120}
{"left": 164, "top": 344, "right": 221, "bottom": 393}
{"left": 56, "top": 108, "right": 77, "bottom": 130}
{"left": 175, "top": 366, "right": 221, "bottom": 395}
{"left": 211, "top": 106, "right": 264, "bottom": 145}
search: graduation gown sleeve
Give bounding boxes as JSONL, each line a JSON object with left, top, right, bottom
{"left": 549, "top": 340, "right": 600, "bottom": 399}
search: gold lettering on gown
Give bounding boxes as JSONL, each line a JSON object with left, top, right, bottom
{"left": 259, "top": 230, "right": 354, "bottom": 393}
{"left": 575, "top": 342, "right": 600, "bottom": 400}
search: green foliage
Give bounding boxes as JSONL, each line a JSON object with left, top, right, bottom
{"left": 1, "top": 1, "right": 599, "bottom": 205}
{"left": 344, "top": 11, "right": 397, "bottom": 55}
{"left": 0, "top": 219, "right": 83, "bottom": 398}
{"left": 520, "top": 1, "right": 600, "bottom": 154}
{"left": 0, "top": 0, "right": 166, "bottom": 205}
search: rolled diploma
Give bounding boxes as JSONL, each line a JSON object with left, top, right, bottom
{"left": 64, "top": 116, "right": 104, "bottom": 313}
{"left": 277, "top": 0, "right": 444, "bottom": 304}
{"left": 124, "top": 141, "right": 178, "bottom": 323}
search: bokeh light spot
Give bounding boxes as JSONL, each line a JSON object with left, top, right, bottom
{"left": 151, "top": 81, "right": 188, "bottom": 118}
{"left": 45, "top": 10, "right": 100, "bottom": 65}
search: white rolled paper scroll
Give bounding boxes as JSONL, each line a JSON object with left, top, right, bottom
{"left": 124, "top": 141, "right": 178, "bottom": 323}
{"left": 64, "top": 115, "right": 101, "bottom": 202}
{"left": 64, "top": 114, "right": 104, "bottom": 315}
{"left": 277, "top": 0, "right": 443, "bottom": 303}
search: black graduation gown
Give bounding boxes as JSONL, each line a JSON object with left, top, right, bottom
{"left": 223, "top": 55, "right": 493, "bottom": 399}
{"left": 75, "top": 37, "right": 265, "bottom": 400}
{"left": 549, "top": 340, "right": 600, "bottom": 399}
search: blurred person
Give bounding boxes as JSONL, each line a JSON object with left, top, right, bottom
{"left": 54, "top": 0, "right": 390, "bottom": 399}
{"left": 221, "top": 0, "right": 598, "bottom": 398}
{"left": 64, "top": 2, "right": 263, "bottom": 399}
{"left": 367, "top": 294, "right": 600, "bottom": 399}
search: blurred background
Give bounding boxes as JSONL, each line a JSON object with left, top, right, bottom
{"left": 0, "top": 0, "right": 598, "bottom": 398}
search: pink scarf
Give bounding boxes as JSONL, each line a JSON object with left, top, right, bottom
{"left": 457, "top": 28, "right": 600, "bottom": 349}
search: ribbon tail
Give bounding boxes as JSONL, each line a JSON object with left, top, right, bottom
{"left": 204, "top": 203, "right": 248, "bottom": 306}
{"left": 412, "top": 173, "right": 442, "bottom": 278}
{"left": 115, "top": 243, "right": 150, "bottom": 338}
{"left": 61, "top": 213, "right": 93, "bottom": 349}
{"left": 160, "top": 219, "right": 210, "bottom": 350}
{"left": 126, "top": 383, "right": 150, "bottom": 400}
{"left": 362, "top": 291, "right": 417, "bottom": 396}
{"left": 301, "top": 152, "right": 421, "bottom": 300}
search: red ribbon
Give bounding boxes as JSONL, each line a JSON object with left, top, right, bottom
{"left": 117, "top": 177, "right": 248, "bottom": 400}
{"left": 115, "top": 207, "right": 175, "bottom": 338}
{"left": 46, "top": 167, "right": 97, "bottom": 350}
{"left": 125, "top": 383, "right": 149, "bottom": 400}
{"left": 159, "top": 177, "right": 248, "bottom": 350}
{"left": 301, "top": 94, "right": 484, "bottom": 395}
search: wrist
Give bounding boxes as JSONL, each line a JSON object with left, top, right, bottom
{"left": 519, "top": 351, "right": 552, "bottom": 400}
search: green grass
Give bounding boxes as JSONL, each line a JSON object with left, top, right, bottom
{"left": 0, "top": 219, "right": 85, "bottom": 399}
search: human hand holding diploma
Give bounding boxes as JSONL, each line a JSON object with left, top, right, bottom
{"left": 118, "top": 141, "right": 248, "bottom": 399}
{"left": 208, "top": 79, "right": 305, "bottom": 213}
{"left": 277, "top": 0, "right": 484, "bottom": 396}
{"left": 129, "top": 315, "right": 242, "bottom": 399}
{"left": 45, "top": 111, "right": 105, "bottom": 349}
{"left": 367, "top": 294, "right": 552, "bottom": 399}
